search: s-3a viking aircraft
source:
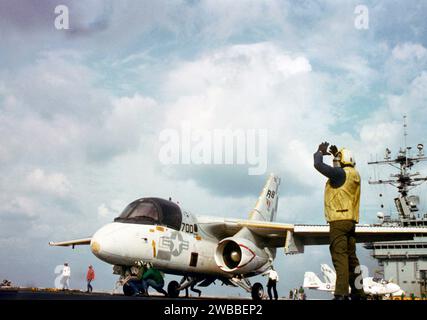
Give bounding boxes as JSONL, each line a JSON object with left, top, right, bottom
{"left": 303, "top": 264, "right": 404, "bottom": 298}
{"left": 49, "top": 174, "right": 427, "bottom": 300}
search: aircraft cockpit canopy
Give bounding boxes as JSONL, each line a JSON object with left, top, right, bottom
{"left": 372, "top": 277, "right": 388, "bottom": 284}
{"left": 114, "top": 197, "right": 182, "bottom": 230}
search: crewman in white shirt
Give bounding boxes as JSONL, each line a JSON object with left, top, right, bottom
{"left": 62, "top": 262, "right": 71, "bottom": 290}
{"left": 263, "top": 266, "right": 279, "bottom": 300}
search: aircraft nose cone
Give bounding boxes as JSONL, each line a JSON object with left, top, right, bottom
{"left": 389, "top": 284, "right": 400, "bottom": 292}
{"left": 90, "top": 239, "right": 101, "bottom": 255}
{"left": 90, "top": 232, "right": 104, "bottom": 257}
{"left": 90, "top": 223, "right": 120, "bottom": 262}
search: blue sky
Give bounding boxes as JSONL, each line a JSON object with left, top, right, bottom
{"left": 1, "top": 0, "right": 427, "bottom": 298}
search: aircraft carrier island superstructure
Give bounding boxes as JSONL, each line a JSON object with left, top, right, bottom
{"left": 364, "top": 117, "right": 427, "bottom": 296}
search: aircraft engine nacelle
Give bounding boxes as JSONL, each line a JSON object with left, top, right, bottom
{"left": 214, "top": 238, "right": 269, "bottom": 274}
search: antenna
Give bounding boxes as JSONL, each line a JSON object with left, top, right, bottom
{"left": 403, "top": 115, "right": 409, "bottom": 170}
{"left": 403, "top": 114, "right": 408, "bottom": 151}
{"left": 368, "top": 116, "right": 427, "bottom": 221}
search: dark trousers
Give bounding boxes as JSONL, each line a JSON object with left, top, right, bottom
{"left": 87, "top": 280, "right": 93, "bottom": 292}
{"left": 180, "top": 276, "right": 202, "bottom": 297}
{"left": 329, "top": 220, "right": 364, "bottom": 296}
{"left": 267, "top": 279, "right": 278, "bottom": 300}
{"left": 128, "top": 279, "right": 144, "bottom": 296}
{"left": 142, "top": 279, "right": 168, "bottom": 296}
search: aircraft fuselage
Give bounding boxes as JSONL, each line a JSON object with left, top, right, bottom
{"left": 90, "top": 221, "right": 242, "bottom": 278}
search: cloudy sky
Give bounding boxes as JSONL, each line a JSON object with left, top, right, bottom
{"left": 1, "top": 0, "right": 427, "bottom": 298}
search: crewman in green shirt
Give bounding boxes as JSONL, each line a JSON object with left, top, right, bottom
{"left": 141, "top": 263, "right": 168, "bottom": 297}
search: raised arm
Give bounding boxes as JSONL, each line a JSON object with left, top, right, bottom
{"left": 313, "top": 143, "right": 346, "bottom": 188}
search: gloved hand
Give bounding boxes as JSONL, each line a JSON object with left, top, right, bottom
{"left": 329, "top": 145, "right": 338, "bottom": 157}
{"left": 317, "top": 142, "right": 330, "bottom": 155}
{"left": 135, "top": 260, "right": 144, "bottom": 267}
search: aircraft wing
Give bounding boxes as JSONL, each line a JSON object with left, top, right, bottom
{"left": 291, "top": 224, "right": 425, "bottom": 246}
{"left": 197, "top": 216, "right": 427, "bottom": 254}
{"left": 49, "top": 238, "right": 92, "bottom": 248}
{"left": 197, "top": 216, "right": 293, "bottom": 243}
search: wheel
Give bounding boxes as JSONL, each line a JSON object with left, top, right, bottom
{"left": 168, "top": 280, "right": 180, "bottom": 298}
{"left": 251, "top": 282, "right": 264, "bottom": 300}
{"left": 123, "top": 283, "right": 134, "bottom": 296}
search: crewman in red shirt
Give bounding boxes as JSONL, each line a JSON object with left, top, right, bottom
{"left": 86, "top": 265, "right": 95, "bottom": 293}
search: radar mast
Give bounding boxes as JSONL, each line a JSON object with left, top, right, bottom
{"left": 368, "top": 115, "right": 427, "bottom": 222}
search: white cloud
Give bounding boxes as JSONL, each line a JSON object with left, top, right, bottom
{"left": 97, "top": 203, "right": 110, "bottom": 218}
{"left": 26, "top": 169, "right": 72, "bottom": 198}
{"left": 165, "top": 43, "right": 312, "bottom": 99}
{"left": 392, "top": 43, "right": 427, "bottom": 60}
{"left": 0, "top": 143, "right": 10, "bottom": 163}
{"left": 0, "top": 53, "right": 163, "bottom": 166}
{"left": 387, "top": 72, "right": 427, "bottom": 119}
{"left": 157, "top": 42, "right": 336, "bottom": 196}
{"left": 106, "top": 94, "right": 158, "bottom": 145}
{"left": 383, "top": 43, "right": 427, "bottom": 90}
{"left": 97, "top": 200, "right": 125, "bottom": 219}
{"left": 275, "top": 55, "right": 312, "bottom": 75}
{"left": 359, "top": 121, "right": 402, "bottom": 151}
{"left": 0, "top": 196, "right": 40, "bottom": 219}
{"left": 189, "top": 0, "right": 289, "bottom": 41}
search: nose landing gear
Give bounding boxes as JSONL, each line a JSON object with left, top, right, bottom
{"left": 123, "top": 283, "right": 134, "bottom": 296}
{"left": 168, "top": 280, "right": 180, "bottom": 298}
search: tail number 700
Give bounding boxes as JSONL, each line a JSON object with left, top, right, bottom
{"left": 181, "top": 223, "right": 196, "bottom": 234}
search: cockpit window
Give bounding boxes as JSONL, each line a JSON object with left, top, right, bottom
{"left": 128, "top": 202, "right": 159, "bottom": 221}
{"left": 372, "top": 278, "right": 387, "bottom": 284}
{"left": 118, "top": 202, "right": 138, "bottom": 219}
{"left": 157, "top": 200, "right": 182, "bottom": 230}
{"left": 114, "top": 198, "right": 182, "bottom": 230}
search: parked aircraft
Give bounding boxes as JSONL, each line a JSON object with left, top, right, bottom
{"left": 303, "top": 264, "right": 405, "bottom": 298}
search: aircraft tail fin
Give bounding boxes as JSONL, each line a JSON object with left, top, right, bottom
{"left": 320, "top": 264, "right": 336, "bottom": 284}
{"left": 248, "top": 173, "right": 280, "bottom": 222}
{"left": 303, "top": 272, "right": 323, "bottom": 289}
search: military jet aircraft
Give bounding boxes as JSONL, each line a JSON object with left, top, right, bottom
{"left": 303, "top": 264, "right": 405, "bottom": 298}
{"left": 50, "top": 174, "right": 426, "bottom": 300}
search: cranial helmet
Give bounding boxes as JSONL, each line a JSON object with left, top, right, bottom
{"left": 337, "top": 148, "right": 356, "bottom": 167}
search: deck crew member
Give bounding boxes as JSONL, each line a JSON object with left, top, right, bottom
{"left": 314, "top": 142, "right": 365, "bottom": 300}
{"left": 141, "top": 263, "right": 168, "bottom": 297}
{"left": 62, "top": 262, "right": 71, "bottom": 290}
{"left": 86, "top": 265, "right": 95, "bottom": 293}
{"left": 263, "top": 266, "right": 279, "bottom": 300}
